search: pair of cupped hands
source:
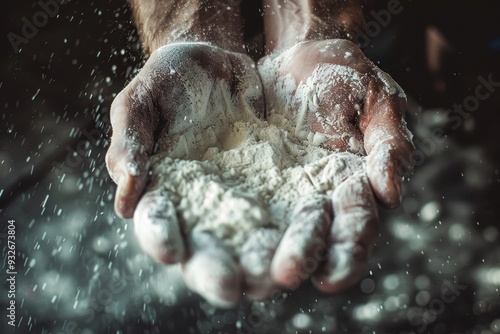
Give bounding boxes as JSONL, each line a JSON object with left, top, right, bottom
{"left": 105, "top": 39, "right": 415, "bottom": 308}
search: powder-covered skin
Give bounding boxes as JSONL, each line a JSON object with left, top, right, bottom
{"left": 120, "top": 40, "right": 413, "bottom": 304}
{"left": 145, "top": 114, "right": 366, "bottom": 257}
{"left": 129, "top": 42, "right": 374, "bottom": 291}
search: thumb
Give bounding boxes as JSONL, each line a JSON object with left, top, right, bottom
{"left": 105, "top": 81, "right": 158, "bottom": 218}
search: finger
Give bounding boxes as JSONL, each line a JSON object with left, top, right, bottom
{"left": 133, "top": 188, "right": 185, "bottom": 264}
{"left": 182, "top": 231, "right": 242, "bottom": 308}
{"left": 361, "top": 74, "right": 416, "bottom": 209}
{"left": 312, "top": 171, "right": 379, "bottom": 293}
{"left": 105, "top": 82, "right": 158, "bottom": 218}
{"left": 240, "top": 228, "right": 281, "bottom": 299}
{"left": 270, "top": 197, "right": 332, "bottom": 290}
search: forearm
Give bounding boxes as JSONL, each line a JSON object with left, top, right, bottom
{"left": 129, "top": 0, "right": 244, "bottom": 54}
{"left": 263, "top": 0, "right": 365, "bottom": 53}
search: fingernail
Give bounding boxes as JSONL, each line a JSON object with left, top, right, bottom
{"left": 119, "top": 174, "right": 132, "bottom": 197}
{"left": 116, "top": 176, "right": 123, "bottom": 195}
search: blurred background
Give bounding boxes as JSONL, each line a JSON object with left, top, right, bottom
{"left": 1, "top": 0, "right": 499, "bottom": 333}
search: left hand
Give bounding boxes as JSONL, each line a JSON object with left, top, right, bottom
{"left": 258, "top": 39, "right": 416, "bottom": 292}
{"left": 105, "top": 43, "right": 269, "bottom": 307}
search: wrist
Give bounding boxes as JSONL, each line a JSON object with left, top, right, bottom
{"left": 263, "top": 0, "right": 365, "bottom": 53}
{"left": 131, "top": 1, "right": 245, "bottom": 54}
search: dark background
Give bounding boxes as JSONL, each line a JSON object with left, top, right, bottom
{"left": 1, "top": 1, "right": 500, "bottom": 333}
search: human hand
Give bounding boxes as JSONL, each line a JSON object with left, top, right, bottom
{"left": 105, "top": 42, "right": 266, "bottom": 307}
{"left": 258, "top": 39, "right": 415, "bottom": 292}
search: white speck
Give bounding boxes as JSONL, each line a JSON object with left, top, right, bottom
{"left": 32, "top": 89, "right": 41, "bottom": 100}
{"left": 353, "top": 302, "right": 381, "bottom": 321}
{"left": 383, "top": 274, "right": 400, "bottom": 290}
{"left": 449, "top": 223, "right": 467, "bottom": 241}
{"left": 292, "top": 313, "right": 312, "bottom": 329}
{"left": 41, "top": 194, "right": 49, "bottom": 207}
{"left": 420, "top": 201, "right": 441, "bottom": 222}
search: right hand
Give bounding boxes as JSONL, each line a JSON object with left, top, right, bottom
{"left": 258, "top": 39, "right": 415, "bottom": 293}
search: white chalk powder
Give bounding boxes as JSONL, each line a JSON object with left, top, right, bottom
{"left": 138, "top": 43, "right": 368, "bottom": 257}
{"left": 147, "top": 114, "right": 366, "bottom": 256}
